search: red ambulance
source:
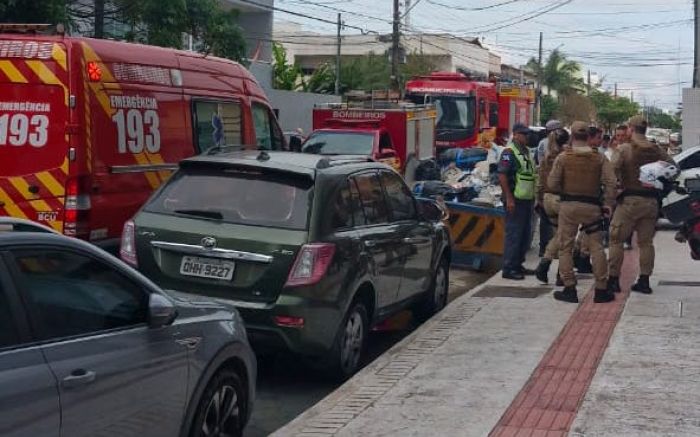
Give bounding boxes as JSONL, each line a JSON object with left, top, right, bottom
{"left": 0, "top": 28, "right": 284, "bottom": 248}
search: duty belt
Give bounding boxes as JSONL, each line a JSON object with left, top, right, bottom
{"left": 560, "top": 194, "right": 601, "bottom": 206}
{"left": 619, "top": 189, "right": 659, "bottom": 200}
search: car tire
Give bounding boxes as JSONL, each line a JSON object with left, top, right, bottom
{"left": 413, "top": 257, "right": 449, "bottom": 323}
{"left": 189, "top": 368, "right": 247, "bottom": 437}
{"left": 327, "top": 300, "right": 369, "bottom": 381}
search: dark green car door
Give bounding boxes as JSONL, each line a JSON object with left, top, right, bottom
{"left": 350, "top": 172, "right": 404, "bottom": 310}
{"left": 379, "top": 170, "right": 434, "bottom": 301}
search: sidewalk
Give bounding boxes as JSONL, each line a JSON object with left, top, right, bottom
{"left": 273, "top": 230, "right": 699, "bottom": 437}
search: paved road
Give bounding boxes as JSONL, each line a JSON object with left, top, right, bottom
{"left": 244, "top": 268, "right": 492, "bottom": 437}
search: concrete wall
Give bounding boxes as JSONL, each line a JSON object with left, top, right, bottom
{"left": 248, "top": 62, "right": 341, "bottom": 133}
{"left": 683, "top": 88, "right": 700, "bottom": 149}
{"left": 267, "top": 89, "right": 341, "bottom": 134}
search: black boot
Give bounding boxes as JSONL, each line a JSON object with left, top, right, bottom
{"left": 594, "top": 288, "right": 615, "bottom": 303}
{"left": 554, "top": 286, "right": 579, "bottom": 303}
{"left": 556, "top": 272, "right": 564, "bottom": 286}
{"left": 535, "top": 259, "right": 551, "bottom": 283}
{"left": 607, "top": 276, "right": 621, "bottom": 293}
{"left": 575, "top": 254, "right": 593, "bottom": 274}
{"left": 631, "top": 275, "right": 653, "bottom": 294}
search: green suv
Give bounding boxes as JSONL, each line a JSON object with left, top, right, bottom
{"left": 121, "top": 150, "right": 451, "bottom": 378}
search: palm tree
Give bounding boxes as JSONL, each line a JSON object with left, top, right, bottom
{"left": 526, "top": 49, "right": 584, "bottom": 100}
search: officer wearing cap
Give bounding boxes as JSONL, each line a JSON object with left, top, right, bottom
{"left": 548, "top": 121, "right": 617, "bottom": 303}
{"left": 498, "top": 123, "right": 537, "bottom": 280}
{"left": 607, "top": 115, "right": 673, "bottom": 294}
{"left": 536, "top": 119, "right": 563, "bottom": 165}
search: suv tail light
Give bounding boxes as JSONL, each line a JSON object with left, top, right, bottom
{"left": 285, "top": 243, "right": 336, "bottom": 287}
{"left": 63, "top": 177, "right": 91, "bottom": 239}
{"left": 120, "top": 220, "right": 138, "bottom": 267}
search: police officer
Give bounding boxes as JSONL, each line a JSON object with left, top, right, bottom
{"left": 536, "top": 120, "right": 563, "bottom": 256}
{"left": 573, "top": 125, "right": 606, "bottom": 274}
{"left": 499, "top": 123, "right": 537, "bottom": 280}
{"left": 535, "top": 128, "right": 570, "bottom": 284}
{"left": 548, "top": 121, "right": 617, "bottom": 303}
{"left": 608, "top": 115, "right": 673, "bottom": 294}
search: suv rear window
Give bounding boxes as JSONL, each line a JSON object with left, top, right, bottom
{"left": 145, "top": 168, "right": 313, "bottom": 230}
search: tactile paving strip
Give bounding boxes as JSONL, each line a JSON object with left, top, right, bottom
{"left": 294, "top": 300, "right": 485, "bottom": 437}
{"left": 489, "top": 251, "right": 638, "bottom": 437}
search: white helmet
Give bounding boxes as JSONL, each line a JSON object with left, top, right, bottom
{"left": 639, "top": 161, "right": 680, "bottom": 190}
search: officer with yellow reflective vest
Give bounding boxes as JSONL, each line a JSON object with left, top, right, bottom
{"left": 607, "top": 115, "right": 673, "bottom": 295}
{"left": 548, "top": 121, "right": 617, "bottom": 303}
{"left": 498, "top": 123, "right": 537, "bottom": 280}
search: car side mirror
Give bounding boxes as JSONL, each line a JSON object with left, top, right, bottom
{"left": 289, "top": 135, "right": 303, "bottom": 152}
{"left": 417, "top": 198, "right": 449, "bottom": 222}
{"left": 148, "top": 293, "right": 177, "bottom": 328}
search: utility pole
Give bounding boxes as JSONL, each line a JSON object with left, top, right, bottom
{"left": 695, "top": 0, "right": 699, "bottom": 87}
{"left": 335, "top": 13, "right": 342, "bottom": 96}
{"left": 587, "top": 70, "right": 591, "bottom": 96}
{"left": 631, "top": 91, "right": 634, "bottom": 103}
{"left": 614, "top": 83, "right": 618, "bottom": 98}
{"left": 536, "top": 32, "right": 543, "bottom": 126}
{"left": 391, "top": 0, "right": 401, "bottom": 91}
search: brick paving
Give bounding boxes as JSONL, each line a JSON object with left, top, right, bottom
{"left": 489, "top": 250, "right": 638, "bottom": 437}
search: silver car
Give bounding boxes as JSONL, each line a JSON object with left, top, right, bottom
{"left": 0, "top": 228, "right": 256, "bottom": 437}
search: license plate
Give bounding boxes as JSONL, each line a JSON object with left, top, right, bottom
{"left": 180, "top": 256, "right": 235, "bottom": 280}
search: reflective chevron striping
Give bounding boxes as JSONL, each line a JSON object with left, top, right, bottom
{"left": 446, "top": 208, "right": 505, "bottom": 256}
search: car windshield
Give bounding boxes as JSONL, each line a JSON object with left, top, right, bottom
{"left": 302, "top": 132, "right": 374, "bottom": 155}
{"left": 144, "top": 168, "right": 313, "bottom": 230}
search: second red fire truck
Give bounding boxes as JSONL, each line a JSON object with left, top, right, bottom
{"left": 405, "top": 71, "right": 535, "bottom": 151}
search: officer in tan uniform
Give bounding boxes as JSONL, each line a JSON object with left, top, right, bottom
{"left": 535, "top": 128, "right": 570, "bottom": 285}
{"left": 608, "top": 115, "right": 673, "bottom": 294}
{"left": 548, "top": 121, "right": 617, "bottom": 303}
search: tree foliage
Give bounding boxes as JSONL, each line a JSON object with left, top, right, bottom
{"left": 526, "top": 49, "right": 584, "bottom": 99}
{"left": 272, "top": 42, "right": 302, "bottom": 90}
{"left": 646, "top": 107, "right": 681, "bottom": 130}
{"left": 271, "top": 44, "right": 435, "bottom": 95}
{"left": 0, "top": 0, "right": 247, "bottom": 62}
{"left": 556, "top": 93, "right": 596, "bottom": 125}
{"left": 590, "top": 90, "right": 639, "bottom": 130}
{"left": 540, "top": 95, "right": 559, "bottom": 125}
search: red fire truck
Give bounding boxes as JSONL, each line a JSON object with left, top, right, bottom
{"left": 305, "top": 102, "right": 437, "bottom": 171}
{"left": 0, "top": 26, "right": 283, "bottom": 248}
{"left": 405, "top": 72, "right": 535, "bottom": 150}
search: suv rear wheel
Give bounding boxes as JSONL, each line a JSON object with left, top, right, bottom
{"left": 413, "top": 257, "right": 449, "bottom": 322}
{"left": 190, "top": 368, "right": 246, "bottom": 437}
{"left": 327, "top": 301, "right": 368, "bottom": 380}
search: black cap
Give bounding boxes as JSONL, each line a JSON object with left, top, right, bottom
{"left": 512, "top": 123, "right": 531, "bottom": 134}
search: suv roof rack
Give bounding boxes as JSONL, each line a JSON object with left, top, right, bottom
{"left": 316, "top": 156, "right": 375, "bottom": 169}
{"left": 0, "top": 217, "right": 59, "bottom": 234}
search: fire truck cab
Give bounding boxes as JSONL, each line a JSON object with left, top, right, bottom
{"left": 0, "top": 28, "right": 284, "bottom": 248}
{"left": 405, "top": 72, "right": 534, "bottom": 151}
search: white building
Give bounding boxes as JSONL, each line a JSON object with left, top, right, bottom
{"left": 226, "top": 0, "right": 274, "bottom": 62}
{"left": 274, "top": 23, "right": 499, "bottom": 79}
{"left": 683, "top": 88, "right": 700, "bottom": 149}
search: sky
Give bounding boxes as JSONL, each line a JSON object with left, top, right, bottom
{"left": 273, "top": 0, "right": 694, "bottom": 111}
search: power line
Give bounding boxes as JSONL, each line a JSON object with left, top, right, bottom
{"left": 278, "top": 0, "right": 392, "bottom": 24}
{"left": 425, "top": 0, "right": 526, "bottom": 12}
{"left": 236, "top": 0, "right": 379, "bottom": 34}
